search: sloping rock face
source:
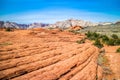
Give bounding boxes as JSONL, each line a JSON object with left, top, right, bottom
{"left": 0, "top": 28, "right": 102, "bottom": 80}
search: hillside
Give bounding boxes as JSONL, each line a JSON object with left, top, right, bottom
{"left": 79, "top": 23, "right": 120, "bottom": 37}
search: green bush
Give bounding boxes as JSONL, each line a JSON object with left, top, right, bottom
{"left": 93, "top": 32, "right": 100, "bottom": 38}
{"left": 93, "top": 39, "right": 103, "bottom": 48}
{"left": 106, "top": 39, "right": 115, "bottom": 46}
{"left": 116, "top": 47, "right": 120, "bottom": 53}
{"left": 85, "top": 31, "right": 100, "bottom": 40}
{"left": 114, "top": 39, "right": 120, "bottom": 45}
{"left": 101, "top": 35, "right": 109, "bottom": 43}
{"left": 111, "top": 34, "right": 118, "bottom": 39}
{"left": 85, "top": 31, "right": 92, "bottom": 38}
{"left": 85, "top": 31, "right": 120, "bottom": 46}
{"left": 5, "top": 27, "right": 12, "bottom": 32}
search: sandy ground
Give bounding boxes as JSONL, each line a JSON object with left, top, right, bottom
{"left": 103, "top": 46, "right": 120, "bottom": 80}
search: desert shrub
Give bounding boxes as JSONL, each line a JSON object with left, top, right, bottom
{"left": 97, "top": 54, "right": 108, "bottom": 65}
{"left": 5, "top": 27, "right": 12, "bottom": 32}
{"left": 106, "top": 39, "right": 115, "bottom": 46}
{"left": 116, "top": 47, "right": 120, "bottom": 53}
{"left": 85, "top": 31, "right": 120, "bottom": 46}
{"left": 102, "top": 66, "right": 113, "bottom": 75}
{"left": 48, "top": 27, "right": 54, "bottom": 30}
{"left": 69, "top": 30, "right": 79, "bottom": 34}
{"left": 114, "top": 39, "right": 120, "bottom": 45}
{"left": 101, "top": 34, "right": 120, "bottom": 46}
{"left": 102, "top": 35, "right": 109, "bottom": 43}
{"left": 111, "top": 34, "right": 118, "bottom": 39}
{"left": 96, "top": 75, "right": 98, "bottom": 80}
{"left": 93, "top": 39, "right": 103, "bottom": 48}
{"left": 93, "top": 32, "right": 100, "bottom": 38}
{"left": 76, "top": 39, "right": 85, "bottom": 44}
{"left": 85, "top": 31, "right": 101, "bottom": 40}
{"left": 97, "top": 52, "right": 113, "bottom": 75}
{"left": 85, "top": 31, "right": 91, "bottom": 38}
{"left": 0, "top": 42, "right": 12, "bottom": 46}
{"left": 85, "top": 31, "right": 94, "bottom": 40}
{"left": 100, "top": 48, "right": 105, "bottom": 54}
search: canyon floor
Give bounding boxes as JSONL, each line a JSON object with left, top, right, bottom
{"left": 0, "top": 28, "right": 120, "bottom": 80}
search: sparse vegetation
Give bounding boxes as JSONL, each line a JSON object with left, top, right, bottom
{"left": 48, "top": 27, "right": 55, "bottom": 30}
{"left": 85, "top": 31, "right": 120, "bottom": 48}
{"left": 111, "top": 34, "right": 118, "bottom": 39}
{"left": 85, "top": 31, "right": 103, "bottom": 48}
{"left": 96, "top": 75, "right": 98, "bottom": 80}
{"left": 97, "top": 51, "right": 113, "bottom": 75}
{"left": 97, "top": 53, "right": 108, "bottom": 66}
{"left": 105, "top": 38, "right": 120, "bottom": 46}
{"left": 79, "top": 23, "right": 120, "bottom": 38}
{"left": 85, "top": 31, "right": 101, "bottom": 40}
{"left": 106, "top": 39, "right": 115, "bottom": 46}
{"left": 100, "top": 48, "right": 105, "bottom": 54}
{"left": 93, "top": 39, "right": 103, "bottom": 48}
{"left": 75, "top": 31, "right": 120, "bottom": 48}
{"left": 101, "top": 35, "right": 109, "bottom": 43}
{"left": 76, "top": 39, "right": 85, "bottom": 44}
{"left": 69, "top": 30, "right": 79, "bottom": 34}
{"left": 116, "top": 47, "right": 120, "bottom": 53}
{"left": 102, "top": 66, "right": 113, "bottom": 75}
{"left": 5, "top": 27, "right": 13, "bottom": 32}
{"left": 0, "top": 42, "right": 13, "bottom": 46}
{"left": 114, "top": 39, "right": 120, "bottom": 45}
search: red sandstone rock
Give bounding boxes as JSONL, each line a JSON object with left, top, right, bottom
{"left": 0, "top": 29, "right": 102, "bottom": 80}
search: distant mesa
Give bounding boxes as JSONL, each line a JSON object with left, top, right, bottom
{"left": 115, "top": 21, "right": 120, "bottom": 25}
{"left": 0, "top": 19, "right": 119, "bottom": 29}
{"left": 47, "top": 19, "right": 97, "bottom": 29}
{"left": 28, "top": 23, "right": 49, "bottom": 29}
{"left": 0, "top": 21, "right": 48, "bottom": 29}
{"left": 0, "top": 21, "right": 29, "bottom": 29}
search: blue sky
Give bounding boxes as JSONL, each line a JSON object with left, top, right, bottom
{"left": 0, "top": 0, "right": 120, "bottom": 23}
